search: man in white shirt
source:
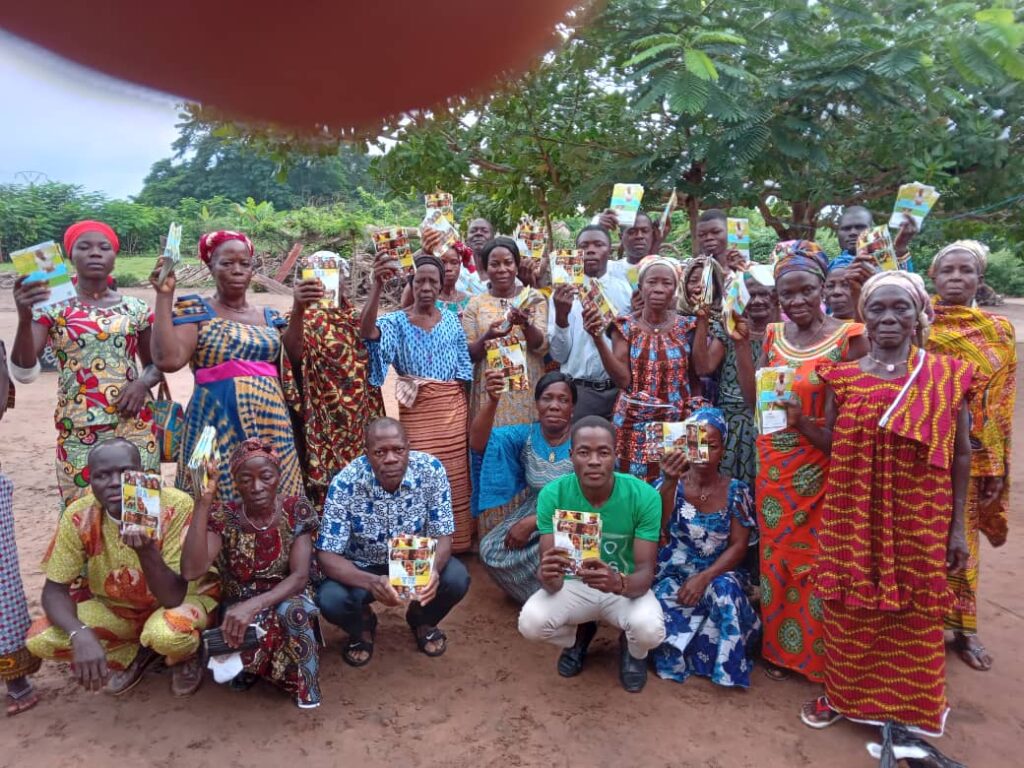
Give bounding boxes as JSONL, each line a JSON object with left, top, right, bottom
{"left": 548, "top": 225, "right": 633, "bottom": 421}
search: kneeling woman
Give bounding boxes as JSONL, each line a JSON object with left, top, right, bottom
{"left": 652, "top": 407, "right": 761, "bottom": 688}
{"left": 182, "top": 439, "right": 321, "bottom": 709}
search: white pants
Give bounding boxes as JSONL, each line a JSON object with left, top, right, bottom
{"left": 518, "top": 579, "right": 666, "bottom": 659}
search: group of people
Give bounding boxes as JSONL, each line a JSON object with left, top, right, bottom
{"left": 0, "top": 209, "right": 1012, "bottom": 765}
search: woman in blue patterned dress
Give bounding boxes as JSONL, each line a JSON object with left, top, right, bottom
{"left": 150, "top": 230, "right": 324, "bottom": 501}
{"left": 652, "top": 407, "right": 761, "bottom": 688}
{"left": 471, "top": 371, "right": 575, "bottom": 603}
{"left": 360, "top": 252, "right": 475, "bottom": 551}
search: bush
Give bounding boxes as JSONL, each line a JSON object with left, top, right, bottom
{"left": 983, "top": 249, "right": 1024, "bottom": 298}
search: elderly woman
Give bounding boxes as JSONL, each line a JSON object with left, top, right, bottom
{"left": 291, "top": 251, "right": 384, "bottom": 512}
{"left": 10, "top": 220, "right": 162, "bottom": 506}
{"left": 792, "top": 272, "right": 970, "bottom": 767}
{"left": 181, "top": 438, "right": 321, "bottom": 709}
{"left": 471, "top": 370, "right": 576, "bottom": 603}
{"left": 926, "top": 240, "right": 1016, "bottom": 673}
{"left": 593, "top": 256, "right": 702, "bottom": 481}
{"left": 360, "top": 252, "right": 474, "bottom": 551}
{"left": 401, "top": 231, "right": 475, "bottom": 318}
{"left": 743, "top": 241, "right": 868, "bottom": 682}
{"left": 149, "top": 231, "right": 322, "bottom": 501}
{"left": 652, "top": 407, "right": 760, "bottom": 688}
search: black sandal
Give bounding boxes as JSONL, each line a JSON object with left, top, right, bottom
{"left": 557, "top": 621, "right": 598, "bottom": 678}
{"left": 342, "top": 611, "right": 378, "bottom": 667}
{"left": 412, "top": 626, "right": 448, "bottom": 657}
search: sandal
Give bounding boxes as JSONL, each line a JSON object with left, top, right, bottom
{"left": 228, "top": 671, "right": 259, "bottom": 692}
{"left": 800, "top": 695, "right": 843, "bottom": 729}
{"left": 412, "top": 626, "right": 448, "bottom": 657}
{"left": 342, "top": 611, "right": 378, "bottom": 667}
{"left": 5, "top": 686, "right": 40, "bottom": 717}
{"left": 763, "top": 661, "right": 791, "bottom": 681}
{"left": 953, "top": 633, "right": 992, "bottom": 671}
{"left": 557, "top": 621, "right": 598, "bottom": 678}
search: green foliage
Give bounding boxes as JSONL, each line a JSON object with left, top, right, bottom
{"left": 982, "top": 248, "right": 1024, "bottom": 296}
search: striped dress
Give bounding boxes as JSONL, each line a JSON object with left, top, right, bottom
{"left": 172, "top": 296, "right": 304, "bottom": 501}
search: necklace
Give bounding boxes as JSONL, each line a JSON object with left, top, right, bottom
{"left": 643, "top": 311, "right": 672, "bottom": 333}
{"left": 77, "top": 287, "right": 110, "bottom": 302}
{"left": 867, "top": 354, "right": 907, "bottom": 373}
{"left": 688, "top": 474, "right": 717, "bottom": 503}
{"left": 240, "top": 500, "right": 278, "bottom": 532}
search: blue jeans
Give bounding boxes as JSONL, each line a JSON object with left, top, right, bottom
{"left": 316, "top": 558, "right": 470, "bottom": 638}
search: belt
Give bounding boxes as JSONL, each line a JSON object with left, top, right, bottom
{"left": 574, "top": 378, "right": 616, "bottom": 392}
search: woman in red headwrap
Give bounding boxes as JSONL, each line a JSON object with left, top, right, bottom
{"left": 148, "top": 231, "right": 323, "bottom": 502}
{"left": 9, "top": 220, "right": 162, "bottom": 507}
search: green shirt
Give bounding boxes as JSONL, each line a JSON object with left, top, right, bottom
{"left": 537, "top": 472, "right": 661, "bottom": 575}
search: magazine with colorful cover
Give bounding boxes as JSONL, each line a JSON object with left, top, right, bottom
{"left": 121, "top": 470, "right": 162, "bottom": 538}
{"left": 857, "top": 226, "right": 899, "bottom": 272}
{"left": 888, "top": 182, "right": 940, "bottom": 231}
{"left": 485, "top": 335, "right": 529, "bottom": 392}
{"left": 388, "top": 534, "right": 437, "bottom": 600}
{"left": 298, "top": 253, "right": 341, "bottom": 308}
{"left": 727, "top": 218, "right": 751, "bottom": 260}
{"left": 660, "top": 190, "right": 678, "bottom": 231}
{"left": 187, "top": 425, "right": 219, "bottom": 494}
{"left": 610, "top": 183, "right": 644, "bottom": 227}
{"left": 756, "top": 367, "right": 795, "bottom": 435}
{"left": 722, "top": 271, "right": 751, "bottom": 337}
{"left": 552, "top": 509, "right": 602, "bottom": 574}
{"left": 580, "top": 278, "right": 618, "bottom": 330}
{"left": 684, "top": 420, "right": 710, "bottom": 464}
{"left": 424, "top": 192, "right": 455, "bottom": 225}
{"left": 420, "top": 208, "right": 459, "bottom": 257}
{"left": 156, "top": 222, "right": 182, "bottom": 286}
{"left": 550, "top": 249, "right": 585, "bottom": 285}
{"left": 372, "top": 227, "right": 415, "bottom": 274}
{"left": 515, "top": 215, "right": 547, "bottom": 260}
{"left": 10, "top": 241, "right": 76, "bottom": 308}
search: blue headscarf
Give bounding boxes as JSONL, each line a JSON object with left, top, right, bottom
{"left": 689, "top": 406, "right": 728, "bottom": 443}
{"left": 827, "top": 250, "right": 855, "bottom": 273}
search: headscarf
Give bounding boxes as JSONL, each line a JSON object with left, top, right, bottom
{"left": 928, "top": 240, "right": 989, "bottom": 277}
{"left": 452, "top": 241, "right": 476, "bottom": 273}
{"left": 858, "top": 271, "right": 934, "bottom": 337}
{"left": 199, "top": 230, "right": 254, "bottom": 265}
{"left": 772, "top": 240, "right": 828, "bottom": 282}
{"left": 827, "top": 251, "right": 855, "bottom": 273}
{"left": 310, "top": 249, "right": 349, "bottom": 277}
{"left": 746, "top": 262, "right": 775, "bottom": 288}
{"left": 637, "top": 255, "right": 681, "bottom": 286}
{"left": 413, "top": 253, "right": 444, "bottom": 277}
{"left": 64, "top": 220, "right": 119, "bottom": 255}
{"left": 689, "top": 406, "right": 728, "bottom": 443}
{"left": 229, "top": 437, "right": 280, "bottom": 477}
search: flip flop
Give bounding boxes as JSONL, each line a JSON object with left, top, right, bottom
{"left": 800, "top": 696, "right": 843, "bottom": 729}
{"left": 5, "top": 687, "right": 40, "bottom": 717}
{"left": 763, "top": 662, "right": 791, "bottom": 681}
{"left": 412, "top": 626, "right": 448, "bottom": 657}
{"left": 342, "top": 611, "right": 378, "bottom": 667}
{"left": 954, "top": 634, "right": 992, "bottom": 671}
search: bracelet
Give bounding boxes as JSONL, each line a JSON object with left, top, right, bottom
{"left": 67, "top": 625, "right": 89, "bottom": 643}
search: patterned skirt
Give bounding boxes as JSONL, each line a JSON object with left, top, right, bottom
{"left": 479, "top": 494, "right": 542, "bottom": 604}
{"left": 0, "top": 474, "right": 41, "bottom": 681}
{"left": 243, "top": 595, "right": 321, "bottom": 706}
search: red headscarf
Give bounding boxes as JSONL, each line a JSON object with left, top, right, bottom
{"left": 63, "top": 220, "right": 119, "bottom": 255}
{"left": 453, "top": 240, "right": 476, "bottom": 273}
{"left": 198, "top": 230, "right": 254, "bottom": 265}
{"left": 229, "top": 437, "right": 279, "bottom": 477}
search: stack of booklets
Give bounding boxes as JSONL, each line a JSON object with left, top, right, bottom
{"left": 187, "top": 426, "right": 219, "bottom": 493}
{"left": 298, "top": 253, "right": 341, "bottom": 308}
{"left": 610, "top": 183, "right": 644, "bottom": 227}
{"left": 485, "top": 334, "right": 529, "bottom": 392}
{"left": 515, "top": 214, "right": 547, "bottom": 260}
{"left": 756, "top": 367, "right": 795, "bottom": 434}
{"left": 553, "top": 509, "right": 602, "bottom": 574}
{"left": 388, "top": 534, "right": 437, "bottom": 600}
{"left": 372, "top": 227, "right": 414, "bottom": 274}
{"left": 10, "top": 241, "right": 76, "bottom": 308}
{"left": 550, "top": 249, "right": 585, "bottom": 285}
{"left": 857, "top": 226, "right": 899, "bottom": 271}
{"left": 121, "top": 471, "right": 162, "bottom": 538}
{"left": 420, "top": 208, "right": 459, "bottom": 257}
{"left": 424, "top": 192, "right": 455, "bottom": 225}
{"left": 889, "top": 182, "right": 939, "bottom": 231}
{"left": 727, "top": 218, "right": 750, "bottom": 260}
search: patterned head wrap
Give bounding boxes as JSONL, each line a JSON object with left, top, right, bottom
{"left": 689, "top": 406, "right": 728, "bottom": 443}
{"left": 64, "top": 220, "right": 119, "bottom": 255}
{"left": 827, "top": 251, "right": 855, "bottom": 273}
{"left": 858, "top": 271, "right": 934, "bottom": 336}
{"left": 746, "top": 263, "right": 775, "bottom": 288}
{"left": 929, "top": 240, "right": 989, "bottom": 277}
{"left": 637, "top": 255, "right": 682, "bottom": 286}
{"left": 199, "top": 230, "right": 254, "bottom": 265}
{"left": 772, "top": 240, "right": 828, "bottom": 282}
{"left": 413, "top": 253, "right": 445, "bottom": 277}
{"left": 229, "top": 437, "right": 280, "bottom": 477}
{"left": 452, "top": 241, "right": 476, "bottom": 273}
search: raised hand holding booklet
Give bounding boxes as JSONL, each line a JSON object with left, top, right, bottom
{"left": 121, "top": 471, "right": 162, "bottom": 538}
{"left": 420, "top": 208, "right": 459, "bottom": 258}
{"left": 888, "top": 182, "right": 939, "bottom": 231}
{"left": 485, "top": 334, "right": 529, "bottom": 392}
{"left": 550, "top": 249, "right": 585, "bottom": 285}
{"left": 372, "top": 227, "right": 415, "bottom": 274}
{"left": 388, "top": 534, "right": 437, "bottom": 600}
{"left": 727, "top": 218, "right": 751, "bottom": 260}
{"left": 857, "top": 226, "right": 899, "bottom": 272}
{"left": 610, "top": 183, "right": 644, "bottom": 227}
{"left": 552, "top": 509, "right": 602, "bottom": 574}
{"left": 515, "top": 214, "right": 547, "bottom": 260}
{"left": 156, "top": 222, "right": 183, "bottom": 287}
{"left": 756, "top": 367, "right": 795, "bottom": 435}
{"left": 424, "top": 191, "right": 455, "bottom": 225}
{"left": 10, "top": 241, "right": 76, "bottom": 308}
{"left": 580, "top": 278, "right": 618, "bottom": 329}
{"left": 298, "top": 253, "right": 341, "bottom": 308}
{"left": 187, "top": 425, "right": 219, "bottom": 493}
{"left": 722, "top": 271, "right": 751, "bottom": 336}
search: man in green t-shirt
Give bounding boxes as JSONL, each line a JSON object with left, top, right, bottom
{"left": 518, "top": 416, "right": 665, "bottom": 692}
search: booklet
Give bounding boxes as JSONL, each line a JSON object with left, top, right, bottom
{"left": 722, "top": 271, "right": 751, "bottom": 336}
{"left": 485, "top": 334, "right": 529, "bottom": 392}
{"left": 550, "top": 249, "right": 585, "bottom": 285}
{"left": 552, "top": 509, "right": 602, "bottom": 574}
{"left": 121, "top": 470, "right": 162, "bottom": 538}
{"left": 388, "top": 534, "right": 437, "bottom": 600}
{"left": 187, "top": 425, "right": 219, "bottom": 494}
{"left": 888, "top": 182, "right": 939, "bottom": 231}
{"left": 424, "top": 192, "right": 455, "bottom": 226}
{"left": 10, "top": 241, "right": 76, "bottom": 308}
{"left": 660, "top": 190, "right": 678, "bottom": 231}
{"left": 756, "top": 367, "right": 795, "bottom": 435}
{"left": 610, "top": 183, "right": 645, "bottom": 227}
{"left": 727, "top": 218, "right": 751, "bottom": 260}
{"left": 298, "top": 253, "right": 341, "bottom": 308}
{"left": 580, "top": 277, "right": 619, "bottom": 330}
{"left": 515, "top": 214, "right": 547, "bottom": 260}
{"left": 372, "top": 227, "right": 415, "bottom": 274}
{"left": 156, "top": 222, "right": 182, "bottom": 287}
{"left": 698, "top": 260, "right": 716, "bottom": 307}
{"left": 420, "top": 208, "right": 459, "bottom": 257}
{"left": 857, "top": 225, "right": 899, "bottom": 272}
{"left": 642, "top": 420, "right": 709, "bottom": 463}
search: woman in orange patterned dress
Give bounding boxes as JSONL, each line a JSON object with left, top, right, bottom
{"left": 746, "top": 241, "right": 867, "bottom": 682}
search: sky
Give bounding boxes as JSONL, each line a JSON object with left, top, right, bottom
{"left": 0, "top": 32, "right": 182, "bottom": 199}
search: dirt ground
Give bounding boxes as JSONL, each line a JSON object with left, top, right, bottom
{"left": 2, "top": 288, "right": 1022, "bottom": 767}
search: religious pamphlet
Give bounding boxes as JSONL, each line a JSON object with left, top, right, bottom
{"left": 120, "top": 471, "right": 162, "bottom": 538}
{"left": 722, "top": 271, "right": 751, "bottom": 337}
{"left": 756, "top": 367, "right": 796, "bottom": 435}
{"left": 727, "top": 217, "right": 751, "bottom": 260}
{"left": 420, "top": 208, "right": 459, "bottom": 257}
{"left": 388, "top": 534, "right": 437, "bottom": 600}
{"left": 552, "top": 509, "right": 602, "bottom": 574}
{"left": 10, "top": 241, "right": 76, "bottom": 308}
{"left": 580, "top": 278, "right": 618, "bottom": 330}
{"left": 372, "top": 227, "right": 415, "bottom": 274}
{"left": 550, "top": 248, "right": 585, "bottom": 285}
{"left": 889, "top": 182, "right": 940, "bottom": 231}
{"left": 660, "top": 189, "right": 678, "bottom": 231}
{"left": 187, "top": 425, "right": 219, "bottom": 494}
{"left": 485, "top": 335, "right": 529, "bottom": 392}
{"left": 515, "top": 214, "right": 547, "bottom": 260}
{"left": 424, "top": 191, "right": 455, "bottom": 225}
{"left": 298, "top": 253, "right": 341, "bottom": 308}
{"left": 857, "top": 225, "right": 899, "bottom": 272}
{"left": 156, "top": 222, "right": 182, "bottom": 287}
{"left": 610, "top": 183, "right": 645, "bottom": 227}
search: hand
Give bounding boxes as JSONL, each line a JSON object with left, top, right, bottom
{"left": 504, "top": 516, "right": 535, "bottom": 550}
{"left": 120, "top": 524, "right": 158, "bottom": 552}
{"left": 292, "top": 277, "right": 325, "bottom": 311}
{"left": 979, "top": 475, "right": 1005, "bottom": 509}
{"left": 728, "top": 313, "right": 751, "bottom": 343}
{"left": 421, "top": 227, "right": 444, "bottom": 256}
{"left": 518, "top": 257, "right": 540, "bottom": 288}
{"left": 847, "top": 257, "right": 876, "bottom": 293}
{"left": 368, "top": 574, "right": 402, "bottom": 607}
{"left": 115, "top": 379, "right": 150, "bottom": 417}
{"left": 540, "top": 547, "right": 574, "bottom": 584}
{"left": 483, "top": 318, "right": 510, "bottom": 342}
{"left": 725, "top": 249, "right": 748, "bottom": 272}
{"left": 551, "top": 283, "right": 576, "bottom": 322}
{"left": 414, "top": 570, "right": 440, "bottom": 607}
{"left": 784, "top": 393, "right": 803, "bottom": 429}
{"left": 578, "top": 559, "right": 619, "bottom": 594}
{"left": 149, "top": 257, "right": 177, "bottom": 295}
{"left": 221, "top": 600, "right": 260, "bottom": 648}
{"left": 506, "top": 306, "right": 532, "bottom": 329}
{"left": 12, "top": 274, "right": 50, "bottom": 318}
{"left": 946, "top": 529, "right": 969, "bottom": 575}
{"left": 71, "top": 628, "right": 109, "bottom": 691}
{"left": 661, "top": 448, "right": 689, "bottom": 480}
{"left": 893, "top": 214, "right": 918, "bottom": 259}
{"left": 201, "top": 458, "right": 219, "bottom": 500}
{"left": 483, "top": 368, "right": 505, "bottom": 401}
{"left": 372, "top": 252, "right": 400, "bottom": 286}
{"left": 581, "top": 302, "right": 606, "bottom": 338}
{"left": 676, "top": 573, "right": 710, "bottom": 606}
{"left": 598, "top": 209, "right": 619, "bottom": 233}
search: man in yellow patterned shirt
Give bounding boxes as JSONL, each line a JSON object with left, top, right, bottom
{"left": 26, "top": 439, "right": 218, "bottom": 696}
